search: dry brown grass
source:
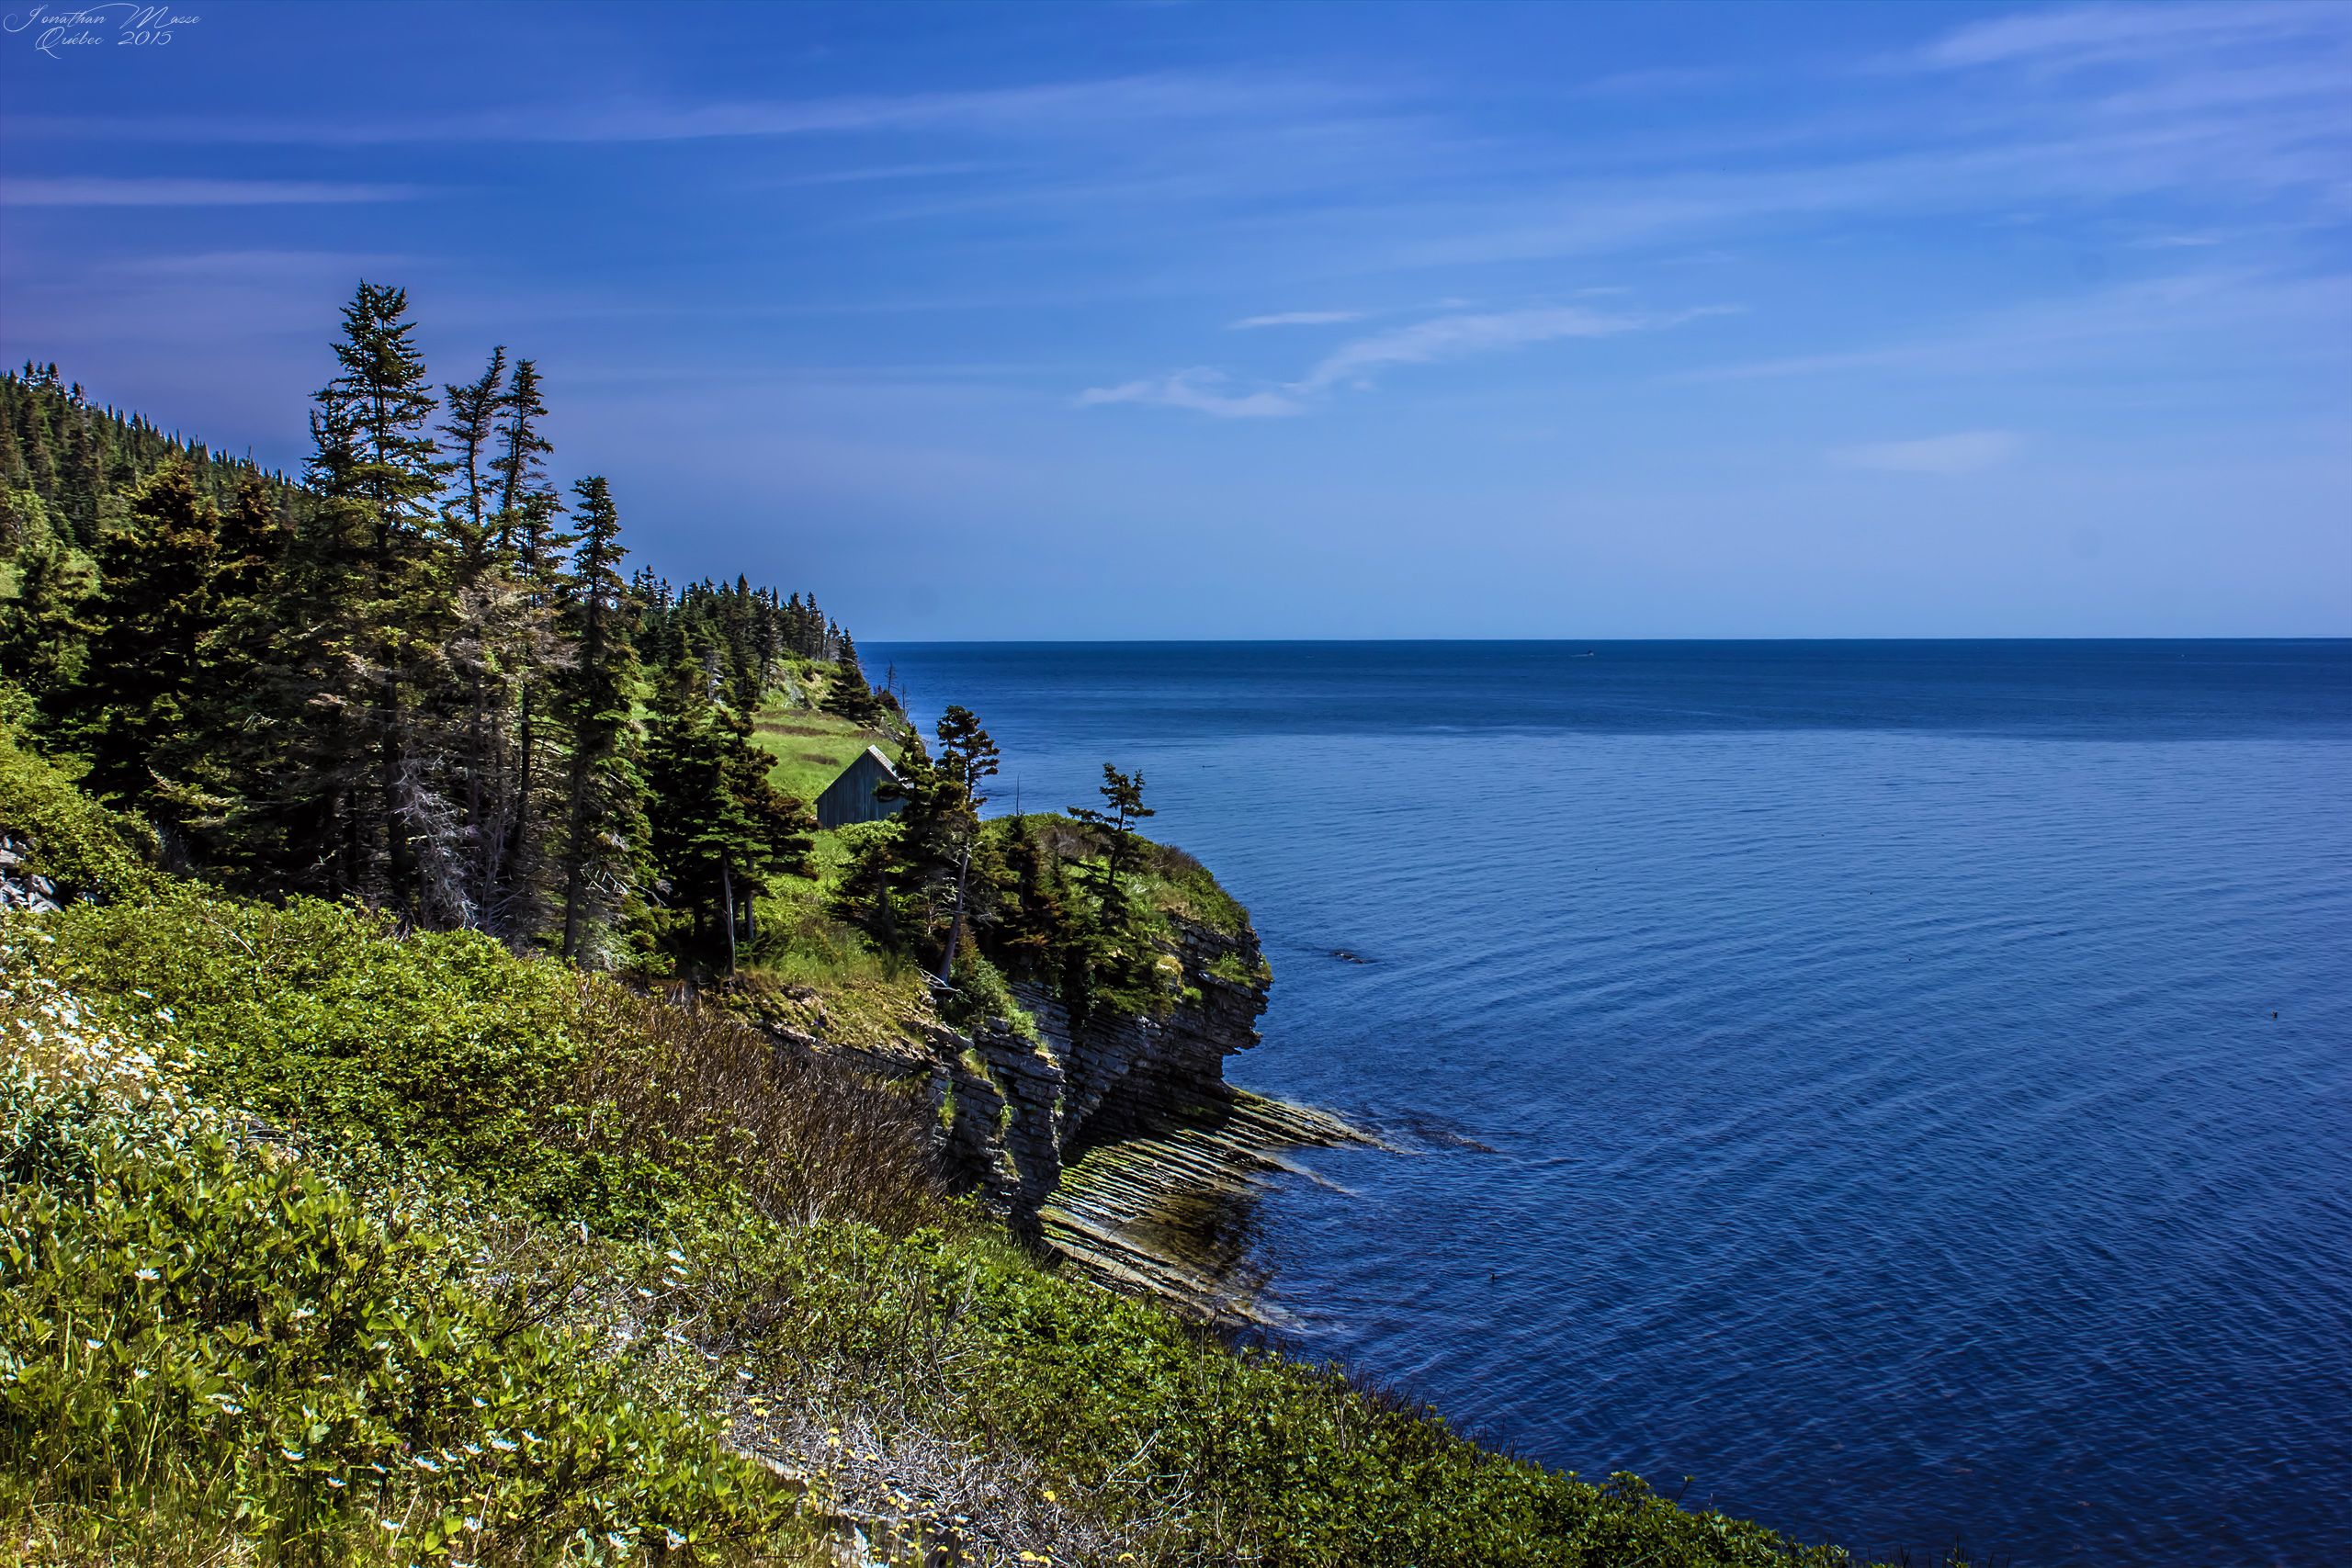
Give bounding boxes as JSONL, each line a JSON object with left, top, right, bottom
{"left": 573, "top": 982, "right": 951, "bottom": 1235}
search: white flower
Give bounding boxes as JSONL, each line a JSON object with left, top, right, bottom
{"left": 133, "top": 1268, "right": 160, "bottom": 1281}
{"left": 282, "top": 1447, "right": 304, "bottom": 1461}
{"left": 488, "top": 1436, "right": 516, "bottom": 1452}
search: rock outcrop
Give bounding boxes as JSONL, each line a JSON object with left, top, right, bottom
{"left": 750, "top": 900, "right": 1374, "bottom": 1321}
{"left": 0, "top": 836, "right": 65, "bottom": 915}
{"left": 929, "top": 915, "right": 1273, "bottom": 1225}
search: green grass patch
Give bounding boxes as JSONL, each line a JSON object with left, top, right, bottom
{"left": 747, "top": 699, "right": 902, "bottom": 806}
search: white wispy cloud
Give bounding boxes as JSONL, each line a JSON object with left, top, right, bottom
{"left": 1295, "top": 304, "right": 1683, "bottom": 393}
{"left": 1227, "top": 310, "right": 1364, "bottom": 330}
{"left": 1083, "top": 301, "right": 1723, "bottom": 417}
{"left": 1075, "top": 370, "right": 1305, "bottom": 419}
{"left": 1917, "top": 2, "right": 2338, "bottom": 72}
{"left": 1831, "top": 431, "right": 2022, "bottom": 475}
{"left": 0, "top": 178, "right": 423, "bottom": 206}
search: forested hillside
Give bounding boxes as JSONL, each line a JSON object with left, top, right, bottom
{"left": 0, "top": 287, "right": 1213, "bottom": 1040}
{"left": 1, "top": 305, "right": 867, "bottom": 973}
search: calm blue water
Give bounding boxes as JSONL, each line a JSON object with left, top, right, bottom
{"left": 870, "top": 641, "right": 2352, "bottom": 1566}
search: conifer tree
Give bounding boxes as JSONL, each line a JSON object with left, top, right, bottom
{"left": 0, "top": 540, "right": 96, "bottom": 721}
{"left": 645, "top": 669, "right": 813, "bottom": 974}
{"left": 821, "top": 631, "right": 880, "bottom": 724}
{"left": 236, "top": 284, "right": 453, "bottom": 916}
{"left": 1069, "top": 763, "right": 1154, "bottom": 925}
{"left": 932, "top": 705, "right": 1001, "bottom": 979}
{"left": 488, "top": 360, "right": 570, "bottom": 933}
{"left": 440, "top": 346, "right": 507, "bottom": 567}
{"left": 74, "top": 462, "right": 220, "bottom": 807}
{"left": 556, "top": 476, "right": 650, "bottom": 964}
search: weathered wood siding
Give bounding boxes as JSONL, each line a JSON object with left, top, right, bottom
{"left": 816, "top": 746, "right": 903, "bottom": 829}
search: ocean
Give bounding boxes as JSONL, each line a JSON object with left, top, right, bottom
{"left": 866, "top": 640, "right": 2352, "bottom": 1566}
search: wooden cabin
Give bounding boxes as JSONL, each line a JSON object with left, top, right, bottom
{"left": 816, "top": 745, "right": 902, "bottom": 829}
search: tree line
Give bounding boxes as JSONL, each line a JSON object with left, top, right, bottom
{"left": 0, "top": 288, "right": 878, "bottom": 969}
{"left": 1, "top": 286, "right": 1181, "bottom": 1030}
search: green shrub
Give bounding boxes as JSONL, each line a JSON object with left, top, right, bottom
{"left": 0, "top": 720, "right": 159, "bottom": 901}
{"left": 0, "top": 1131, "right": 807, "bottom": 1564}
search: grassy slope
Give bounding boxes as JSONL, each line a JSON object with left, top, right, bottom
{"left": 0, "top": 727, "right": 1893, "bottom": 1568}
{"left": 746, "top": 664, "right": 905, "bottom": 806}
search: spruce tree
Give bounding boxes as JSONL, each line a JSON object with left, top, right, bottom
{"left": 931, "top": 705, "right": 1001, "bottom": 980}
{"left": 645, "top": 666, "right": 812, "bottom": 974}
{"left": 75, "top": 461, "right": 220, "bottom": 807}
{"left": 440, "top": 346, "right": 507, "bottom": 567}
{"left": 1069, "top": 763, "right": 1154, "bottom": 925}
{"left": 556, "top": 476, "right": 650, "bottom": 965}
{"left": 0, "top": 540, "right": 96, "bottom": 722}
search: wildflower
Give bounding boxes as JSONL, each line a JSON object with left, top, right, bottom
{"left": 327, "top": 1477, "right": 347, "bottom": 1490}
{"left": 415, "top": 1455, "right": 442, "bottom": 1473}
{"left": 464, "top": 1517, "right": 482, "bottom": 1531}
{"left": 220, "top": 1401, "right": 243, "bottom": 1415}
{"left": 380, "top": 1518, "right": 402, "bottom": 1533}
{"left": 665, "top": 1529, "right": 685, "bottom": 1549}
{"left": 133, "top": 1267, "right": 160, "bottom": 1281}
{"left": 635, "top": 1287, "right": 653, "bottom": 1299}
{"left": 488, "top": 1436, "right": 516, "bottom": 1452}
{"left": 282, "top": 1447, "right": 305, "bottom": 1461}
{"left": 522, "top": 1430, "right": 541, "bottom": 1445}
{"left": 84, "top": 1338, "right": 103, "bottom": 1351}
{"left": 666, "top": 1247, "right": 685, "bottom": 1263}
{"left": 470, "top": 1395, "right": 487, "bottom": 1408}
{"left": 735, "top": 1368, "right": 753, "bottom": 1382}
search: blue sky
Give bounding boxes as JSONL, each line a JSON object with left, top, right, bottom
{"left": 2, "top": 1, "right": 2346, "bottom": 638}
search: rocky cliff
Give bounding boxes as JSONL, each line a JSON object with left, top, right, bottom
{"left": 928, "top": 915, "right": 1272, "bottom": 1226}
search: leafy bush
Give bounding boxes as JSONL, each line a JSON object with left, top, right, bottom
{"left": 0, "top": 1134, "right": 805, "bottom": 1564}
{"left": 0, "top": 719, "right": 159, "bottom": 901}
{"left": 0, "top": 956, "right": 812, "bottom": 1566}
